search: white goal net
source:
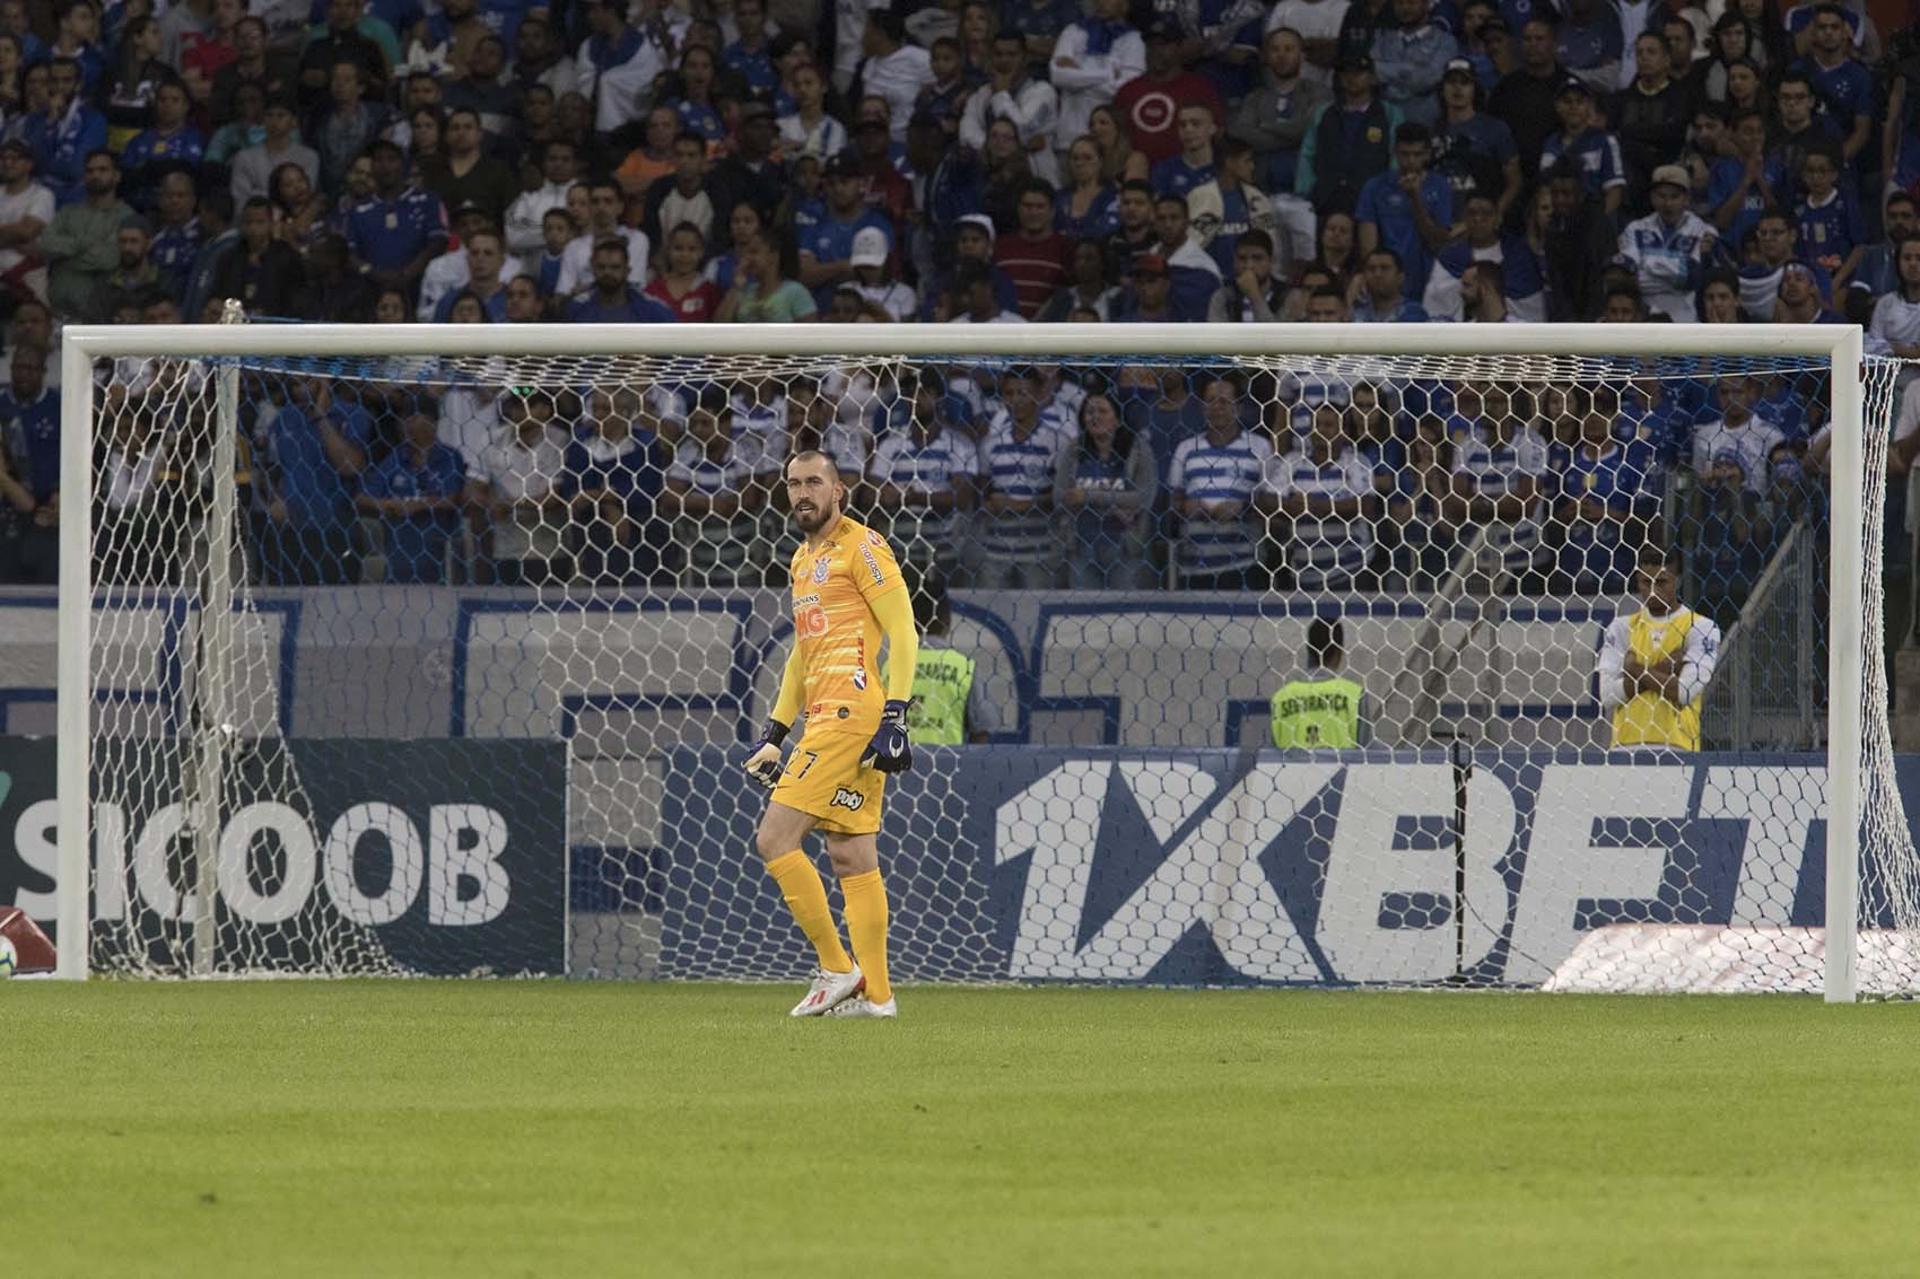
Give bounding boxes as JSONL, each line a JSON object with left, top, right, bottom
{"left": 47, "top": 322, "right": 1916, "bottom": 997}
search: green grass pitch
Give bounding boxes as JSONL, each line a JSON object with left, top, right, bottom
{"left": 6, "top": 983, "right": 1920, "bottom": 1277}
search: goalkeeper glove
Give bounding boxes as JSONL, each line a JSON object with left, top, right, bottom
{"left": 743, "top": 719, "right": 789, "bottom": 790}
{"left": 860, "top": 700, "right": 913, "bottom": 774}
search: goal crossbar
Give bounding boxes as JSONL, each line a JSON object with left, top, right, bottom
{"left": 53, "top": 322, "right": 1870, "bottom": 997}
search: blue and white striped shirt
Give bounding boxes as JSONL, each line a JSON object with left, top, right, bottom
{"left": 1262, "top": 444, "right": 1374, "bottom": 588}
{"left": 869, "top": 427, "right": 979, "bottom": 547}
{"left": 978, "top": 410, "right": 1072, "bottom": 561}
{"left": 1171, "top": 429, "right": 1275, "bottom": 574}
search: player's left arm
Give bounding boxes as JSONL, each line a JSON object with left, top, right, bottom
{"left": 858, "top": 535, "right": 919, "bottom": 773}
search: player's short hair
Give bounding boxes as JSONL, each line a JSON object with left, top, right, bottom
{"left": 783, "top": 448, "right": 838, "bottom": 478}
{"left": 1307, "top": 617, "right": 1344, "bottom": 668}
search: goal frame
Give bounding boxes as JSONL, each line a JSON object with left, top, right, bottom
{"left": 52, "top": 321, "right": 1870, "bottom": 997}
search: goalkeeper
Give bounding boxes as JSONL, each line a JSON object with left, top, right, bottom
{"left": 742, "top": 450, "right": 918, "bottom": 1020}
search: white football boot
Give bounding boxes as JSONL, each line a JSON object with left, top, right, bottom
{"left": 789, "top": 963, "right": 864, "bottom": 1017}
{"left": 825, "top": 995, "right": 898, "bottom": 1019}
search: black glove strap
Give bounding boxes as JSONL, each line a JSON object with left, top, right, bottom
{"left": 761, "top": 719, "right": 790, "bottom": 747}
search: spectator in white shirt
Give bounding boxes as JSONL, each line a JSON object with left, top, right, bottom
{"left": 777, "top": 61, "right": 848, "bottom": 160}
{"left": 1049, "top": 0, "right": 1144, "bottom": 157}
{"left": 960, "top": 32, "right": 1061, "bottom": 185}
{"left": 555, "top": 179, "right": 649, "bottom": 297}
{"left": 855, "top": 12, "right": 932, "bottom": 143}
{"left": 502, "top": 138, "right": 577, "bottom": 264}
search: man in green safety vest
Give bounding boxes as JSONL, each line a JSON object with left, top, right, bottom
{"left": 905, "top": 580, "right": 997, "bottom": 744}
{"left": 1270, "top": 617, "right": 1368, "bottom": 748}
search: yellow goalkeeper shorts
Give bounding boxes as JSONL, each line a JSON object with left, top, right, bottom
{"left": 770, "top": 726, "right": 886, "bottom": 835}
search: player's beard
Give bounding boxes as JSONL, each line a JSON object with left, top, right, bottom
{"left": 791, "top": 496, "right": 839, "bottom": 535}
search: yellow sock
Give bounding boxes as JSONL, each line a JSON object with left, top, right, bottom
{"left": 839, "top": 869, "right": 891, "bottom": 1004}
{"left": 766, "top": 850, "right": 852, "bottom": 973}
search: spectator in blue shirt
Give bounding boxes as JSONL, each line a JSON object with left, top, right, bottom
{"left": 1847, "top": 192, "right": 1917, "bottom": 300}
{"left": 1148, "top": 104, "right": 1219, "bottom": 199}
{"left": 565, "top": 238, "right": 676, "bottom": 323}
{"left": 118, "top": 80, "right": 203, "bottom": 212}
{"left": 345, "top": 138, "right": 447, "bottom": 294}
{"left": 1355, "top": 120, "right": 1453, "bottom": 298}
{"left": 0, "top": 342, "right": 57, "bottom": 582}
{"left": 1352, "top": 246, "right": 1430, "bottom": 320}
{"left": 21, "top": 56, "right": 107, "bottom": 205}
{"left": 1706, "top": 108, "right": 1784, "bottom": 251}
{"left": 1790, "top": 4, "right": 1872, "bottom": 168}
{"left": 1792, "top": 143, "right": 1864, "bottom": 285}
{"left": 254, "top": 377, "right": 369, "bottom": 585}
{"left": 356, "top": 409, "right": 468, "bottom": 584}
{"left": 1539, "top": 75, "right": 1625, "bottom": 218}
{"left": 798, "top": 151, "right": 892, "bottom": 309}
{"left": 1553, "top": 384, "right": 1653, "bottom": 594}
{"left": 722, "top": 0, "right": 777, "bottom": 93}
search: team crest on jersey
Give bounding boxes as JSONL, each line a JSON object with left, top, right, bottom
{"left": 811, "top": 555, "right": 831, "bottom": 584}
{"left": 830, "top": 786, "right": 865, "bottom": 811}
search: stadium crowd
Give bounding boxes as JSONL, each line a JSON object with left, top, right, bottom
{"left": 0, "top": 0, "right": 1911, "bottom": 612}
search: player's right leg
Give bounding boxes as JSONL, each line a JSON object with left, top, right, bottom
{"left": 755, "top": 800, "right": 862, "bottom": 1017}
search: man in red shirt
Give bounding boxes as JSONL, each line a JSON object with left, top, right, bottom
{"left": 1112, "top": 18, "right": 1225, "bottom": 164}
{"left": 992, "top": 178, "right": 1072, "bottom": 317}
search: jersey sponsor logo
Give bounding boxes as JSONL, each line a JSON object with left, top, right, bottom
{"left": 852, "top": 666, "right": 867, "bottom": 690}
{"left": 858, "top": 542, "right": 885, "bottom": 585}
{"left": 830, "top": 785, "right": 865, "bottom": 811}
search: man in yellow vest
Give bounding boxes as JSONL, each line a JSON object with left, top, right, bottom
{"left": 906, "top": 580, "right": 997, "bottom": 744}
{"left": 1596, "top": 550, "right": 1721, "bottom": 750}
{"left": 1271, "top": 618, "right": 1369, "bottom": 748}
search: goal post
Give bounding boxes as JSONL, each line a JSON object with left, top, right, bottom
{"left": 49, "top": 320, "right": 1894, "bottom": 995}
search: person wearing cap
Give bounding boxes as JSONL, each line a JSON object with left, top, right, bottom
{"left": 1110, "top": 250, "right": 1182, "bottom": 322}
{"left": 843, "top": 224, "right": 911, "bottom": 318}
{"left": 1294, "top": 51, "right": 1402, "bottom": 214}
{"left": 918, "top": 214, "right": 1019, "bottom": 320}
{"left": 1434, "top": 55, "right": 1520, "bottom": 216}
{"left": 228, "top": 94, "right": 318, "bottom": 208}
{"left": 38, "top": 148, "right": 132, "bottom": 318}
{"left": 1355, "top": 120, "right": 1452, "bottom": 295}
{"left": 1112, "top": 18, "right": 1224, "bottom": 165}
{"left": 798, "top": 152, "right": 892, "bottom": 307}
{"left": 1617, "top": 162, "right": 1715, "bottom": 322}
{"left": 0, "top": 140, "right": 53, "bottom": 303}
{"left": 1370, "top": 0, "right": 1458, "bottom": 128}
{"left": 1049, "top": 0, "right": 1143, "bottom": 158}
{"left": 959, "top": 32, "right": 1060, "bottom": 185}
{"left": 1538, "top": 74, "right": 1624, "bottom": 217}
